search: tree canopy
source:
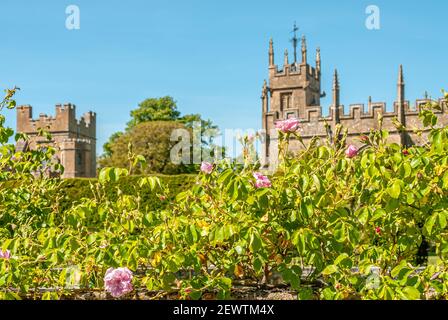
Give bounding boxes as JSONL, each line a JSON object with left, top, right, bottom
{"left": 101, "top": 96, "right": 222, "bottom": 174}
{"left": 126, "top": 96, "right": 180, "bottom": 128}
{"left": 99, "top": 121, "right": 195, "bottom": 175}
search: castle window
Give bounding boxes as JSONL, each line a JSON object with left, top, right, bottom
{"left": 280, "top": 93, "right": 292, "bottom": 111}
{"left": 76, "top": 151, "right": 82, "bottom": 167}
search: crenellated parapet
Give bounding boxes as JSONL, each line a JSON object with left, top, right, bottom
{"left": 287, "top": 97, "right": 448, "bottom": 139}
{"left": 17, "top": 104, "right": 96, "bottom": 140}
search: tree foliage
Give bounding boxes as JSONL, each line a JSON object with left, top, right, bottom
{"left": 102, "top": 96, "right": 222, "bottom": 173}
{"left": 127, "top": 96, "right": 180, "bottom": 128}
{"left": 99, "top": 121, "right": 195, "bottom": 175}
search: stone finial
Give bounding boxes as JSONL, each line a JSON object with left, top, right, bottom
{"left": 316, "top": 47, "right": 321, "bottom": 74}
{"left": 261, "top": 79, "right": 268, "bottom": 99}
{"left": 397, "top": 65, "right": 407, "bottom": 145}
{"left": 332, "top": 69, "right": 340, "bottom": 123}
{"left": 301, "top": 36, "right": 307, "bottom": 63}
{"left": 333, "top": 69, "right": 339, "bottom": 90}
{"left": 261, "top": 79, "right": 269, "bottom": 112}
{"left": 398, "top": 64, "right": 404, "bottom": 85}
{"left": 269, "top": 38, "right": 274, "bottom": 66}
{"left": 284, "top": 49, "right": 289, "bottom": 66}
{"left": 397, "top": 64, "right": 405, "bottom": 104}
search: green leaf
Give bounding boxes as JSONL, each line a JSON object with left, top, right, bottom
{"left": 189, "top": 225, "right": 198, "bottom": 243}
{"left": 7, "top": 100, "right": 16, "bottom": 109}
{"left": 432, "top": 130, "right": 443, "bottom": 152}
{"left": 438, "top": 211, "right": 447, "bottom": 230}
{"left": 334, "top": 253, "right": 352, "bottom": 268}
{"left": 424, "top": 214, "right": 437, "bottom": 235}
{"left": 401, "top": 286, "right": 421, "bottom": 300}
{"left": 217, "top": 168, "right": 233, "bottom": 186}
{"left": 388, "top": 180, "right": 402, "bottom": 199}
{"left": 133, "top": 154, "right": 146, "bottom": 167}
{"left": 443, "top": 171, "right": 448, "bottom": 189}
{"left": 282, "top": 268, "right": 301, "bottom": 290}
{"left": 322, "top": 265, "right": 338, "bottom": 275}
{"left": 402, "top": 162, "right": 412, "bottom": 178}
{"left": 298, "top": 287, "right": 314, "bottom": 300}
{"left": 391, "top": 261, "right": 408, "bottom": 278}
{"left": 253, "top": 256, "right": 263, "bottom": 273}
{"left": 371, "top": 208, "right": 386, "bottom": 222}
{"left": 249, "top": 231, "right": 262, "bottom": 253}
{"left": 189, "top": 290, "right": 202, "bottom": 300}
{"left": 318, "top": 146, "right": 329, "bottom": 159}
{"left": 322, "top": 287, "right": 336, "bottom": 300}
{"left": 334, "top": 253, "right": 349, "bottom": 266}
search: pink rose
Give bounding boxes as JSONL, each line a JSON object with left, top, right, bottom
{"left": 104, "top": 267, "right": 133, "bottom": 298}
{"left": 0, "top": 249, "right": 10, "bottom": 260}
{"left": 253, "top": 172, "right": 272, "bottom": 188}
{"left": 345, "top": 145, "right": 358, "bottom": 158}
{"left": 200, "top": 162, "right": 213, "bottom": 174}
{"left": 275, "top": 118, "right": 300, "bottom": 133}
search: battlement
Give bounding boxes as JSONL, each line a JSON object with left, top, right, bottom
{"left": 272, "top": 62, "right": 319, "bottom": 80}
{"left": 17, "top": 104, "right": 96, "bottom": 139}
{"left": 269, "top": 98, "right": 447, "bottom": 125}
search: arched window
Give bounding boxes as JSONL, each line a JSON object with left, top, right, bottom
{"left": 76, "top": 151, "right": 82, "bottom": 167}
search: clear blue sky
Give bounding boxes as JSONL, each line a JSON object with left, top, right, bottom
{"left": 1, "top": 0, "right": 447, "bottom": 157}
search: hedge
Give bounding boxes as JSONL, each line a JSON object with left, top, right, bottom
{"left": 60, "top": 174, "right": 197, "bottom": 211}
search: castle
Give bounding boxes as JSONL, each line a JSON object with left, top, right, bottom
{"left": 16, "top": 104, "right": 97, "bottom": 178}
{"left": 261, "top": 33, "right": 448, "bottom": 167}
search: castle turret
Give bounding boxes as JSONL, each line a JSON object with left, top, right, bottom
{"left": 332, "top": 69, "right": 340, "bottom": 126}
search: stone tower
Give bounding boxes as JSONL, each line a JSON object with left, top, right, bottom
{"left": 262, "top": 35, "right": 324, "bottom": 165}
{"left": 16, "top": 104, "right": 97, "bottom": 178}
{"left": 261, "top": 31, "right": 448, "bottom": 168}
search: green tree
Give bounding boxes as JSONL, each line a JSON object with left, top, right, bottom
{"left": 99, "top": 121, "right": 195, "bottom": 174}
{"left": 102, "top": 96, "right": 224, "bottom": 173}
{"left": 126, "top": 96, "right": 180, "bottom": 128}
{"left": 102, "top": 131, "right": 123, "bottom": 158}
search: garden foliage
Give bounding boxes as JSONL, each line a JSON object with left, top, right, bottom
{"left": 1, "top": 87, "right": 448, "bottom": 300}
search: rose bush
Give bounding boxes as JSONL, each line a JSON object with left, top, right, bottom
{"left": 0, "top": 86, "right": 448, "bottom": 300}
